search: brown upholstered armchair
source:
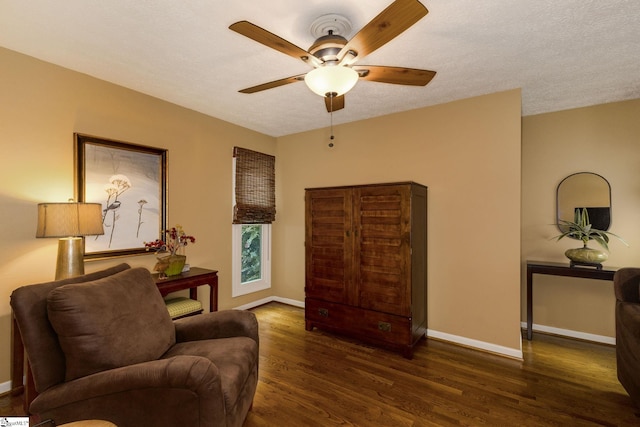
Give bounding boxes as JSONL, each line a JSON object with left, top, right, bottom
{"left": 10, "top": 264, "right": 259, "bottom": 427}
{"left": 613, "top": 267, "right": 640, "bottom": 407}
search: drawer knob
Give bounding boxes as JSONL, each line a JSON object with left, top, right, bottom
{"left": 378, "top": 321, "right": 391, "bottom": 332}
{"left": 319, "top": 308, "right": 329, "bottom": 317}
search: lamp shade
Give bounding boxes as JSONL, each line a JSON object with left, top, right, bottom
{"left": 304, "top": 66, "right": 359, "bottom": 97}
{"left": 36, "top": 202, "right": 104, "bottom": 238}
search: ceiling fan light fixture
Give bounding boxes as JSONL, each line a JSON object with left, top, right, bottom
{"left": 304, "top": 66, "right": 359, "bottom": 97}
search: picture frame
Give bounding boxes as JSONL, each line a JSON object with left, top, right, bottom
{"left": 75, "top": 133, "right": 167, "bottom": 259}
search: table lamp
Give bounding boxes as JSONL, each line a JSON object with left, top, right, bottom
{"left": 36, "top": 202, "right": 105, "bottom": 280}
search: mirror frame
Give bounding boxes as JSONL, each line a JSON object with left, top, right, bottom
{"left": 556, "top": 172, "right": 611, "bottom": 232}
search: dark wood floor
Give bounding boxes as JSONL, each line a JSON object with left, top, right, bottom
{"left": 2, "top": 302, "right": 639, "bottom": 426}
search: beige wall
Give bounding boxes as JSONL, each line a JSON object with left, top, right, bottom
{"left": 522, "top": 99, "right": 640, "bottom": 338}
{"left": 0, "top": 46, "right": 524, "bottom": 389}
{"left": 274, "top": 89, "right": 523, "bottom": 354}
{"left": 0, "top": 47, "right": 276, "bottom": 385}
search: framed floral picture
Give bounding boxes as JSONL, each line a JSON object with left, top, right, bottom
{"left": 75, "top": 133, "right": 167, "bottom": 259}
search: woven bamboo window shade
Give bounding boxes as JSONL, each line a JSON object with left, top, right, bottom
{"left": 233, "top": 147, "right": 276, "bottom": 224}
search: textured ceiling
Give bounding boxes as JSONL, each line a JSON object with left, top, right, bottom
{"left": 1, "top": 0, "right": 639, "bottom": 137}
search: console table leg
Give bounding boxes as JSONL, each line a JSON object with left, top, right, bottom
{"left": 211, "top": 284, "right": 218, "bottom": 312}
{"left": 527, "top": 266, "right": 533, "bottom": 340}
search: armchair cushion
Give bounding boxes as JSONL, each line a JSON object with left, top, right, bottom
{"left": 162, "top": 336, "right": 258, "bottom": 411}
{"left": 47, "top": 267, "right": 176, "bottom": 381}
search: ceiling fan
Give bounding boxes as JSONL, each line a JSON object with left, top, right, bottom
{"left": 229, "top": 0, "right": 436, "bottom": 113}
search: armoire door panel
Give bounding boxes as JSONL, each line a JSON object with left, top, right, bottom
{"left": 305, "top": 188, "right": 353, "bottom": 304}
{"left": 355, "top": 185, "right": 411, "bottom": 316}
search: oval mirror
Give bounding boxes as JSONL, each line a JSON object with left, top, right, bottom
{"left": 556, "top": 172, "right": 611, "bottom": 232}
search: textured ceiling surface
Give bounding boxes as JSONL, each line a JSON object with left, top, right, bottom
{"left": 1, "top": 0, "right": 639, "bottom": 137}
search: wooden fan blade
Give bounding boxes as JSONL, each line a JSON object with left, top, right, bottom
{"left": 353, "top": 65, "right": 436, "bottom": 86}
{"left": 338, "top": 0, "right": 428, "bottom": 61}
{"left": 325, "top": 94, "right": 345, "bottom": 112}
{"left": 230, "top": 21, "right": 318, "bottom": 66}
{"left": 239, "top": 74, "right": 305, "bottom": 94}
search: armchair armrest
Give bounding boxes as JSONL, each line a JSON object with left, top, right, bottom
{"left": 614, "top": 268, "right": 640, "bottom": 303}
{"left": 30, "top": 356, "right": 222, "bottom": 413}
{"left": 174, "top": 309, "right": 259, "bottom": 344}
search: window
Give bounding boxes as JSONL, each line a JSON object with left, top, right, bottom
{"left": 232, "top": 223, "right": 271, "bottom": 296}
{"left": 240, "top": 224, "right": 263, "bottom": 283}
{"left": 232, "top": 147, "right": 275, "bottom": 297}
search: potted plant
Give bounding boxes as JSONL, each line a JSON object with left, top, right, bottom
{"left": 552, "top": 208, "right": 627, "bottom": 265}
{"left": 145, "top": 225, "right": 196, "bottom": 276}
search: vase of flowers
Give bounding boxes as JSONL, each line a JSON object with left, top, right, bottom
{"left": 145, "top": 225, "right": 196, "bottom": 277}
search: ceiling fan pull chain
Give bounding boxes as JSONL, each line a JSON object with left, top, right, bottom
{"left": 329, "top": 94, "right": 335, "bottom": 147}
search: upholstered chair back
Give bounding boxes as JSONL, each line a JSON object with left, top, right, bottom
{"left": 10, "top": 263, "right": 130, "bottom": 392}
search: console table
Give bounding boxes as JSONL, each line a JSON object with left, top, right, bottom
{"left": 153, "top": 267, "right": 218, "bottom": 312}
{"left": 526, "top": 260, "right": 618, "bottom": 340}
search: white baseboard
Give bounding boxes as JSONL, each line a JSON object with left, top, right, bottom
{"left": 271, "top": 296, "right": 305, "bottom": 308}
{"left": 233, "top": 296, "right": 305, "bottom": 311}
{"left": 0, "top": 380, "right": 10, "bottom": 394}
{"left": 427, "top": 329, "right": 523, "bottom": 360}
{"left": 521, "top": 322, "right": 616, "bottom": 345}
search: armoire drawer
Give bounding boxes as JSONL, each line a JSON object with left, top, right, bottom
{"left": 305, "top": 298, "right": 412, "bottom": 346}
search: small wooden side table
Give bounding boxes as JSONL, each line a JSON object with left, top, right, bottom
{"left": 152, "top": 267, "right": 218, "bottom": 312}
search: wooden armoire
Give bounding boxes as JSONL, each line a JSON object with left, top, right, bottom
{"left": 304, "top": 182, "right": 427, "bottom": 358}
